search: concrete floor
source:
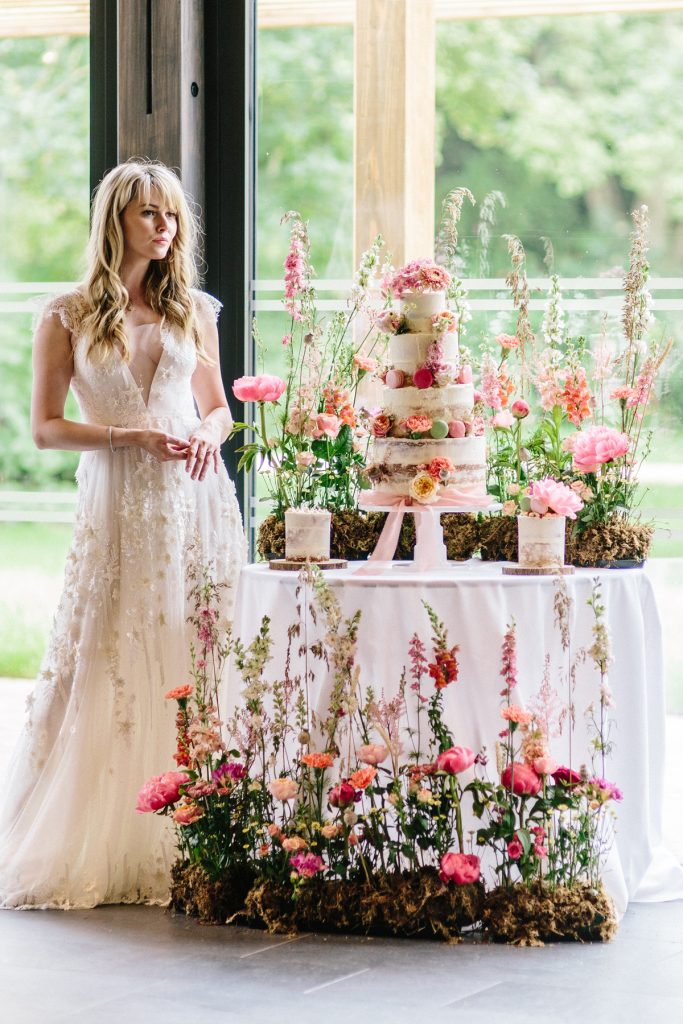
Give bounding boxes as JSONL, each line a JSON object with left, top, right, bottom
{"left": 1, "top": 901, "right": 683, "bottom": 1024}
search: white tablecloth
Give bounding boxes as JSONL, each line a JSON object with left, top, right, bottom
{"left": 226, "top": 560, "right": 683, "bottom": 913}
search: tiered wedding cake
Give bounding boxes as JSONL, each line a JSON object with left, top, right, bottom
{"left": 364, "top": 260, "right": 488, "bottom": 507}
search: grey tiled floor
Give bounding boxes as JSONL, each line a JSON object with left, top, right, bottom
{"left": 0, "top": 901, "right": 682, "bottom": 1024}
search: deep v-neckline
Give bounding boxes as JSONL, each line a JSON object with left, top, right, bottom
{"left": 121, "top": 320, "right": 167, "bottom": 409}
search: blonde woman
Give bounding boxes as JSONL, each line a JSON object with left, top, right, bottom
{"left": 0, "top": 160, "right": 246, "bottom": 909}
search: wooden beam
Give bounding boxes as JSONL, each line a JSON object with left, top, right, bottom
{"left": 118, "top": 0, "right": 204, "bottom": 215}
{"left": 355, "top": 0, "right": 435, "bottom": 266}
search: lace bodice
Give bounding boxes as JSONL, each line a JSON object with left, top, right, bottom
{"left": 36, "top": 289, "right": 222, "bottom": 429}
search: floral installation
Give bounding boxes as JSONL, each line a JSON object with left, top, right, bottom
{"left": 231, "top": 212, "right": 389, "bottom": 515}
{"left": 479, "top": 205, "right": 670, "bottom": 548}
{"left": 144, "top": 566, "right": 621, "bottom": 943}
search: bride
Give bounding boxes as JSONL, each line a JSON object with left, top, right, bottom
{"left": 0, "top": 159, "right": 247, "bottom": 909}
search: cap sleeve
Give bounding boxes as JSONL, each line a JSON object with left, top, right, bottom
{"left": 32, "top": 291, "right": 86, "bottom": 336}
{"left": 192, "top": 289, "right": 223, "bottom": 323}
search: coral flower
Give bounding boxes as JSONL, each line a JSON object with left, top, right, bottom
{"left": 172, "top": 803, "right": 205, "bottom": 826}
{"left": 500, "top": 704, "right": 534, "bottom": 725}
{"left": 164, "top": 684, "right": 194, "bottom": 701}
{"left": 353, "top": 354, "right": 376, "bottom": 373}
{"left": 426, "top": 456, "right": 454, "bottom": 481}
{"left": 301, "top": 752, "right": 335, "bottom": 770}
{"left": 496, "top": 333, "right": 520, "bottom": 350}
{"left": 404, "top": 415, "right": 432, "bottom": 434}
{"left": 349, "top": 766, "right": 377, "bottom": 789}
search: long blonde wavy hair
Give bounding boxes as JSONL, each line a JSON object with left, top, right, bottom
{"left": 81, "top": 159, "right": 211, "bottom": 364}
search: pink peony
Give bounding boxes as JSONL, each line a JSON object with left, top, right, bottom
{"left": 511, "top": 399, "right": 530, "bottom": 419}
{"left": 572, "top": 425, "right": 629, "bottom": 475}
{"left": 501, "top": 762, "right": 542, "bottom": 796}
{"left": 357, "top": 743, "right": 390, "bottom": 765}
{"left": 136, "top": 771, "right": 190, "bottom": 813}
{"left": 232, "top": 374, "right": 286, "bottom": 403}
{"left": 492, "top": 410, "right": 514, "bottom": 429}
{"left": 528, "top": 478, "right": 584, "bottom": 519}
{"left": 268, "top": 777, "right": 298, "bottom": 801}
{"left": 439, "top": 852, "right": 481, "bottom": 885}
{"left": 434, "top": 746, "right": 476, "bottom": 775}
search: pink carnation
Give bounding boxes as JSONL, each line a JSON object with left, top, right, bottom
{"left": 232, "top": 374, "right": 286, "bottom": 403}
{"left": 136, "top": 771, "right": 190, "bottom": 813}
{"left": 496, "top": 333, "right": 520, "bottom": 350}
{"left": 290, "top": 852, "right": 326, "bottom": 878}
{"left": 528, "top": 477, "right": 584, "bottom": 519}
{"left": 572, "top": 426, "right": 630, "bottom": 475}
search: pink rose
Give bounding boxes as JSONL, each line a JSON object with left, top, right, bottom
{"left": 372, "top": 414, "right": 392, "bottom": 438}
{"left": 136, "top": 771, "right": 190, "bottom": 813}
{"left": 507, "top": 835, "right": 524, "bottom": 860}
{"left": 501, "top": 762, "right": 542, "bottom": 796}
{"left": 268, "top": 777, "right": 298, "bottom": 801}
{"left": 433, "top": 746, "right": 475, "bottom": 775}
{"left": 511, "top": 399, "right": 530, "bottom": 419}
{"left": 528, "top": 478, "right": 584, "bottom": 519}
{"left": 232, "top": 374, "right": 286, "bottom": 403}
{"left": 439, "top": 852, "right": 481, "bottom": 885}
{"left": 572, "top": 425, "right": 629, "bottom": 475}
{"left": 357, "top": 743, "right": 390, "bottom": 765}
{"left": 313, "top": 413, "right": 342, "bottom": 439}
{"left": 492, "top": 410, "right": 514, "bottom": 429}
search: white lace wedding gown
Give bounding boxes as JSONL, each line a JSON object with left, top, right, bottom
{"left": 0, "top": 290, "right": 247, "bottom": 909}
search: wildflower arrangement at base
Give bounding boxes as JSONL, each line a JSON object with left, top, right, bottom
{"left": 137, "top": 565, "right": 621, "bottom": 943}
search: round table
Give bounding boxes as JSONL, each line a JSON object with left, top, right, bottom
{"left": 225, "top": 559, "right": 683, "bottom": 913}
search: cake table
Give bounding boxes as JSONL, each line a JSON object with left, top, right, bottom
{"left": 224, "top": 559, "right": 683, "bottom": 914}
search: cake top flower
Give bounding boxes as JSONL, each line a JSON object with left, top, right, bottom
{"left": 385, "top": 258, "right": 451, "bottom": 298}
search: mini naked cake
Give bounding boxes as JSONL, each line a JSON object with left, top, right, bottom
{"left": 284, "top": 508, "right": 331, "bottom": 561}
{"left": 517, "top": 514, "right": 566, "bottom": 569}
